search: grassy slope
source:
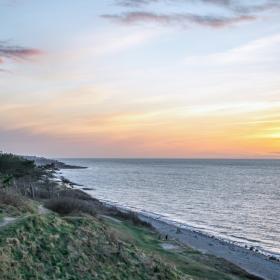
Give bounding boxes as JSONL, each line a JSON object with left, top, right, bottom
{"left": 0, "top": 207, "right": 260, "bottom": 280}
{"left": 103, "top": 217, "right": 260, "bottom": 280}
{"left": 0, "top": 212, "right": 186, "bottom": 280}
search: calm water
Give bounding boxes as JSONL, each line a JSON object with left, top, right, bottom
{"left": 59, "top": 159, "right": 280, "bottom": 257}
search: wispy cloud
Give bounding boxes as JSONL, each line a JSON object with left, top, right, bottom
{"left": 0, "top": 41, "right": 42, "bottom": 65}
{"left": 116, "top": 0, "right": 280, "bottom": 12}
{"left": 228, "top": 1, "right": 280, "bottom": 14}
{"left": 185, "top": 34, "right": 280, "bottom": 65}
{"left": 102, "top": 12, "right": 255, "bottom": 28}
{"left": 116, "top": 0, "right": 233, "bottom": 8}
{"left": 91, "top": 29, "right": 161, "bottom": 56}
{"left": 105, "top": 0, "right": 280, "bottom": 29}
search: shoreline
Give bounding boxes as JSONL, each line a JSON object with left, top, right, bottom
{"left": 56, "top": 161, "right": 280, "bottom": 280}
{"left": 3, "top": 153, "right": 279, "bottom": 279}
{"left": 138, "top": 212, "right": 280, "bottom": 280}
{"left": 91, "top": 198, "right": 280, "bottom": 280}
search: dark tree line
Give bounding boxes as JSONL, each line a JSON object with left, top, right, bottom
{"left": 0, "top": 152, "right": 56, "bottom": 199}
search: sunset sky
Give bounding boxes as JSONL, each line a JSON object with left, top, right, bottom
{"left": 0, "top": 0, "right": 280, "bottom": 158}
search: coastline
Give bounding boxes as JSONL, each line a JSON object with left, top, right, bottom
{"left": 85, "top": 195, "right": 280, "bottom": 280}
{"left": 2, "top": 154, "right": 279, "bottom": 279}
{"left": 138, "top": 212, "right": 280, "bottom": 280}
{"left": 55, "top": 160, "right": 280, "bottom": 280}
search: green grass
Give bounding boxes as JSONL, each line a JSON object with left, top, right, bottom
{"left": 0, "top": 211, "right": 4, "bottom": 223}
{"left": 0, "top": 213, "right": 186, "bottom": 280}
{"left": 102, "top": 217, "right": 260, "bottom": 280}
{"left": 0, "top": 189, "right": 261, "bottom": 280}
{"left": 0, "top": 153, "right": 265, "bottom": 279}
{"left": 0, "top": 207, "right": 262, "bottom": 280}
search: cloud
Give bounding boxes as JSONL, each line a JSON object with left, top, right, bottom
{"left": 0, "top": 41, "right": 42, "bottom": 64}
{"left": 231, "top": 1, "right": 280, "bottom": 14}
{"left": 105, "top": 0, "right": 280, "bottom": 29}
{"left": 116, "top": 0, "right": 280, "bottom": 12}
{"left": 185, "top": 33, "right": 280, "bottom": 65}
{"left": 102, "top": 12, "right": 255, "bottom": 28}
{"left": 116, "top": 0, "right": 233, "bottom": 8}
{"left": 91, "top": 29, "right": 160, "bottom": 56}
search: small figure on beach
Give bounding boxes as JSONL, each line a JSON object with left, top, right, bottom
{"left": 165, "top": 234, "right": 168, "bottom": 240}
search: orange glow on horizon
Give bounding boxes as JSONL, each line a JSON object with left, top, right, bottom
{"left": 1, "top": 93, "right": 279, "bottom": 158}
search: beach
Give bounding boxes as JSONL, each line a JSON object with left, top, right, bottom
{"left": 138, "top": 212, "right": 280, "bottom": 280}
{"left": 94, "top": 199, "right": 279, "bottom": 280}
{"left": 1, "top": 154, "right": 279, "bottom": 280}
{"left": 59, "top": 158, "right": 280, "bottom": 280}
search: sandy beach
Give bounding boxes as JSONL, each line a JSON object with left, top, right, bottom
{"left": 138, "top": 213, "right": 280, "bottom": 280}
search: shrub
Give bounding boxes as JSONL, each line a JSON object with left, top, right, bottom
{"left": 45, "top": 197, "right": 96, "bottom": 216}
{"left": 58, "top": 189, "right": 93, "bottom": 201}
{"left": 0, "top": 190, "right": 34, "bottom": 213}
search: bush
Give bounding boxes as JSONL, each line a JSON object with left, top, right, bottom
{"left": 45, "top": 197, "right": 96, "bottom": 216}
{"left": 0, "top": 190, "right": 33, "bottom": 213}
{"left": 58, "top": 189, "right": 93, "bottom": 201}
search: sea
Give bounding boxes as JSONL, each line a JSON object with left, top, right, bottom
{"left": 59, "top": 158, "right": 280, "bottom": 258}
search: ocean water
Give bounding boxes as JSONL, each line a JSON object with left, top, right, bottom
{"left": 59, "top": 159, "right": 280, "bottom": 257}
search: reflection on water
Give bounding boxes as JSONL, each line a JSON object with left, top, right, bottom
{"left": 60, "top": 159, "right": 280, "bottom": 257}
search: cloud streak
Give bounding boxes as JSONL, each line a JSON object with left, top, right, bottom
{"left": 116, "top": 0, "right": 280, "bottom": 12}
{"left": 0, "top": 41, "right": 42, "bottom": 64}
{"left": 232, "top": 1, "right": 280, "bottom": 14}
{"left": 105, "top": 0, "right": 280, "bottom": 29}
{"left": 116, "top": 0, "right": 233, "bottom": 8}
{"left": 102, "top": 12, "right": 255, "bottom": 28}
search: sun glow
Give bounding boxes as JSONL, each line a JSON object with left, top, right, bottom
{"left": 0, "top": 1, "right": 280, "bottom": 157}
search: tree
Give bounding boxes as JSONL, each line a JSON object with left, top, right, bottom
{"left": 1, "top": 174, "right": 13, "bottom": 190}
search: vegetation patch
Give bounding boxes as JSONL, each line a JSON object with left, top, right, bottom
{"left": 0, "top": 214, "right": 186, "bottom": 280}
{"left": 45, "top": 197, "right": 97, "bottom": 216}
{"left": 0, "top": 190, "right": 35, "bottom": 216}
{"left": 102, "top": 218, "right": 262, "bottom": 280}
{"left": 0, "top": 153, "right": 264, "bottom": 280}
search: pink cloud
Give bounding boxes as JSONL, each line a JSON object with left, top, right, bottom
{"left": 0, "top": 41, "right": 43, "bottom": 64}
{"left": 102, "top": 12, "right": 255, "bottom": 28}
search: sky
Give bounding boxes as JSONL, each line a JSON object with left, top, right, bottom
{"left": 0, "top": 0, "right": 280, "bottom": 158}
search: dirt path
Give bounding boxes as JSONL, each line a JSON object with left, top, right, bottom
{"left": 38, "top": 205, "right": 50, "bottom": 215}
{"left": 0, "top": 217, "right": 17, "bottom": 228}
{"left": 0, "top": 204, "right": 49, "bottom": 230}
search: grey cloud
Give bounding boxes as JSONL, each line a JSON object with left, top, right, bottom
{"left": 232, "top": 1, "right": 280, "bottom": 14}
{"left": 116, "top": 0, "right": 279, "bottom": 11}
{"left": 106, "top": 0, "right": 278, "bottom": 28}
{"left": 0, "top": 41, "right": 42, "bottom": 72}
{"left": 102, "top": 11, "right": 255, "bottom": 28}
{"left": 0, "top": 41, "right": 42, "bottom": 62}
{"left": 116, "top": 0, "right": 233, "bottom": 7}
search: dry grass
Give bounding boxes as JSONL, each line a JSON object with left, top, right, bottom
{"left": 0, "top": 190, "right": 34, "bottom": 213}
